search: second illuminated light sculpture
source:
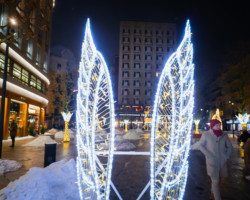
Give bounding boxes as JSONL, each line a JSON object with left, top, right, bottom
{"left": 150, "top": 20, "right": 194, "bottom": 200}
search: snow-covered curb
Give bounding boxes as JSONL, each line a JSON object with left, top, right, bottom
{"left": 0, "top": 159, "right": 79, "bottom": 200}
{"left": 0, "top": 159, "right": 22, "bottom": 175}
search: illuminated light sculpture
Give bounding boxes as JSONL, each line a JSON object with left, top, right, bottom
{"left": 76, "top": 19, "right": 115, "bottom": 200}
{"left": 194, "top": 120, "right": 200, "bottom": 134}
{"left": 150, "top": 20, "right": 194, "bottom": 200}
{"left": 124, "top": 120, "right": 129, "bottom": 132}
{"left": 212, "top": 108, "right": 223, "bottom": 130}
{"left": 61, "top": 111, "right": 73, "bottom": 142}
{"left": 236, "top": 113, "right": 249, "bottom": 129}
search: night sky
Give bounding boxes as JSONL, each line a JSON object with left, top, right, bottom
{"left": 51, "top": 0, "right": 250, "bottom": 102}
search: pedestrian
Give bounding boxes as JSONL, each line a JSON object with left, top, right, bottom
{"left": 9, "top": 119, "right": 17, "bottom": 147}
{"left": 239, "top": 127, "right": 250, "bottom": 149}
{"left": 199, "top": 119, "right": 232, "bottom": 200}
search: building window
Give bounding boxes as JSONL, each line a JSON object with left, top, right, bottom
{"left": 133, "top": 80, "right": 140, "bottom": 87}
{"left": 13, "top": 63, "right": 22, "bottom": 79}
{"left": 145, "top": 38, "right": 152, "bottom": 44}
{"left": 156, "top": 47, "right": 163, "bottom": 52}
{"left": 134, "top": 46, "right": 141, "bottom": 51}
{"left": 122, "top": 37, "right": 130, "bottom": 42}
{"left": 145, "top": 46, "right": 152, "bottom": 52}
{"left": 134, "top": 54, "right": 140, "bottom": 60}
{"left": 134, "top": 63, "right": 140, "bottom": 69}
{"left": 36, "top": 47, "right": 41, "bottom": 66}
{"left": 123, "top": 45, "right": 130, "bottom": 51}
{"left": 145, "top": 55, "right": 152, "bottom": 61}
{"left": 122, "top": 80, "right": 129, "bottom": 86}
{"left": 145, "top": 72, "right": 151, "bottom": 79}
{"left": 0, "top": 53, "right": 10, "bottom": 73}
{"left": 30, "top": 75, "right": 36, "bottom": 88}
{"left": 122, "top": 89, "right": 129, "bottom": 96}
{"left": 123, "top": 54, "right": 129, "bottom": 60}
{"left": 134, "top": 72, "right": 141, "bottom": 78}
{"left": 122, "top": 98, "right": 128, "bottom": 104}
{"left": 27, "top": 39, "right": 33, "bottom": 59}
{"left": 37, "top": 79, "right": 41, "bottom": 91}
{"left": 134, "top": 98, "right": 140, "bottom": 105}
{"left": 21, "top": 69, "right": 29, "bottom": 85}
{"left": 43, "top": 60, "right": 47, "bottom": 73}
{"left": 122, "top": 71, "right": 129, "bottom": 78}
{"left": 145, "top": 81, "right": 152, "bottom": 87}
{"left": 145, "top": 63, "right": 151, "bottom": 70}
{"left": 122, "top": 63, "right": 129, "bottom": 69}
{"left": 145, "top": 90, "right": 151, "bottom": 96}
{"left": 134, "top": 89, "right": 140, "bottom": 96}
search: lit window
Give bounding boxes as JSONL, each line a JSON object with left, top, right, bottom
{"left": 30, "top": 75, "right": 36, "bottom": 87}
{"left": 21, "top": 69, "right": 29, "bottom": 85}
{"left": 37, "top": 79, "right": 41, "bottom": 90}
{"left": 13, "top": 64, "right": 21, "bottom": 79}
{"left": 27, "top": 39, "right": 33, "bottom": 59}
{"left": 0, "top": 53, "right": 10, "bottom": 73}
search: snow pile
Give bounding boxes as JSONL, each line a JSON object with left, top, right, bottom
{"left": 24, "top": 136, "right": 57, "bottom": 147}
{"left": 54, "top": 131, "right": 75, "bottom": 140}
{"left": 135, "top": 128, "right": 144, "bottom": 133}
{"left": 47, "top": 128, "right": 58, "bottom": 134}
{"left": 115, "top": 135, "right": 124, "bottom": 141}
{"left": 115, "top": 129, "right": 124, "bottom": 135}
{"left": 0, "top": 159, "right": 79, "bottom": 200}
{"left": 115, "top": 140, "right": 136, "bottom": 151}
{"left": 123, "top": 129, "right": 142, "bottom": 140}
{"left": 99, "top": 137, "right": 136, "bottom": 151}
{"left": 0, "top": 159, "right": 22, "bottom": 175}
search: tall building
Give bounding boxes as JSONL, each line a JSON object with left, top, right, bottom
{"left": 0, "top": 1, "right": 54, "bottom": 138}
{"left": 118, "top": 21, "right": 177, "bottom": 126}
{"left": 46, "top": 46, "right": 78, "bottom": 129}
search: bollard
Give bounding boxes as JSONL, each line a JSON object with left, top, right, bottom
{"left": 44, "top": 143, "right": 56, "bottom": 167}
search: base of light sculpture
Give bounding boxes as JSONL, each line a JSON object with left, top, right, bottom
{"left": 63, "top": 121, "right": 70, "bottom": 142}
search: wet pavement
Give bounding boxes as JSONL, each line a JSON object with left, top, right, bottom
{"left": 1, "top": 133, "right": 250, "bottom": 200}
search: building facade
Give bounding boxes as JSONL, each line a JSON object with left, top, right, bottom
{"left": 46, "top": 46, "right": 78, "bottom": 129}
{"left": 117, "top": 21, "right": 177, "bottom": 126}
{"left": 0, "top": 0, "right": 54, "bottom": 138}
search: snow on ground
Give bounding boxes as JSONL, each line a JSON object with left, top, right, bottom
{"left": 54, "top": 131, "right": 75, "bottom": 140}
{"left": 23, "top": 136, "right": 57, "bottom": 147}
{"left": 0, "top": 159, "right": 79, "bottom": 200}
{"left": 47, "top": 128, "right": 58, "bottom": 134}
{"left": 123, "top": 129, "right": 142, "bottom": 140}
{"left": 0, "top": 159, "right": 22, "bottom": 175}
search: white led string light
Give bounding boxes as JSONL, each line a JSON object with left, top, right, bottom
{"left": 150, "top": 20, "right": 194, "bottom": 200}
{"left": 76, "top": 19, "right": 115, "bottom": 200}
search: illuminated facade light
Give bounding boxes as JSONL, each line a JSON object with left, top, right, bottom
{"left": 76, "top": 19, "right": 115, "bottom": 200}
{"left": 194, "top": 120, "right": 200, "bottom": 134}
{"left": 150, "top": 20, "right": 194, "bottom": 200}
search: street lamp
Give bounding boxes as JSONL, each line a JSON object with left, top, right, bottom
{"left": 0, "top": 17, "right": 17, "bottom": 158}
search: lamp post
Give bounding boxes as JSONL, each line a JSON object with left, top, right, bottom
{"left": 0, "top": 18, "right": 17, "bottom": 158}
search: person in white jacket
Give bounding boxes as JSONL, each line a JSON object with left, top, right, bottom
{"left": 199, "top": 119, "right": 232, "bottom": 200}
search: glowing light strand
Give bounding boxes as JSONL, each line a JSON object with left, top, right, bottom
{"left": 76, "top": 19, "right": 115, "bottom": 200}
{"left": 150, "top": 20, "right": 194, "bottom": 200}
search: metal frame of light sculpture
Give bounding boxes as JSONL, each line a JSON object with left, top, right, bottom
{"left": 76, "top": 19, "right": 115, "bottom": 200}
{"left": 61, "top": 111, "right": 73, "bottom": 142}
{"left": 149, "top": 20, "right": 194, "bottom": 200}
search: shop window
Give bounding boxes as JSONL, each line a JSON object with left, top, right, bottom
{"left": 37, "top": 79, "right": 41, "bottom": 91}
{"left": 21, "top": 69, "right": 29, "bottom": 85}
{"left": 30, "top": 75, "right": 36, "bottom": 88}
{"left": 13, "top": 63, "right": 22, "bottom": 79}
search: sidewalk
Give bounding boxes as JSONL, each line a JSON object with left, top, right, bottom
{"left": 1, "top": 133, "right": 250, "bottom": 200}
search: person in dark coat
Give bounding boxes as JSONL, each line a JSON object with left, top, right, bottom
{"left": 239, "top": 129, "right": 250, "bottom": 149}
{"left": 9, "top": 119, "right": 17, "bottom": 147}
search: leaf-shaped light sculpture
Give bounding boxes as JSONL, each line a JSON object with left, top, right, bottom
{"left": 150, "top": 20, "right": 194, "bottom": 200}
{"left": 76, "top": 19, "right": 115, "bottom": 200}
